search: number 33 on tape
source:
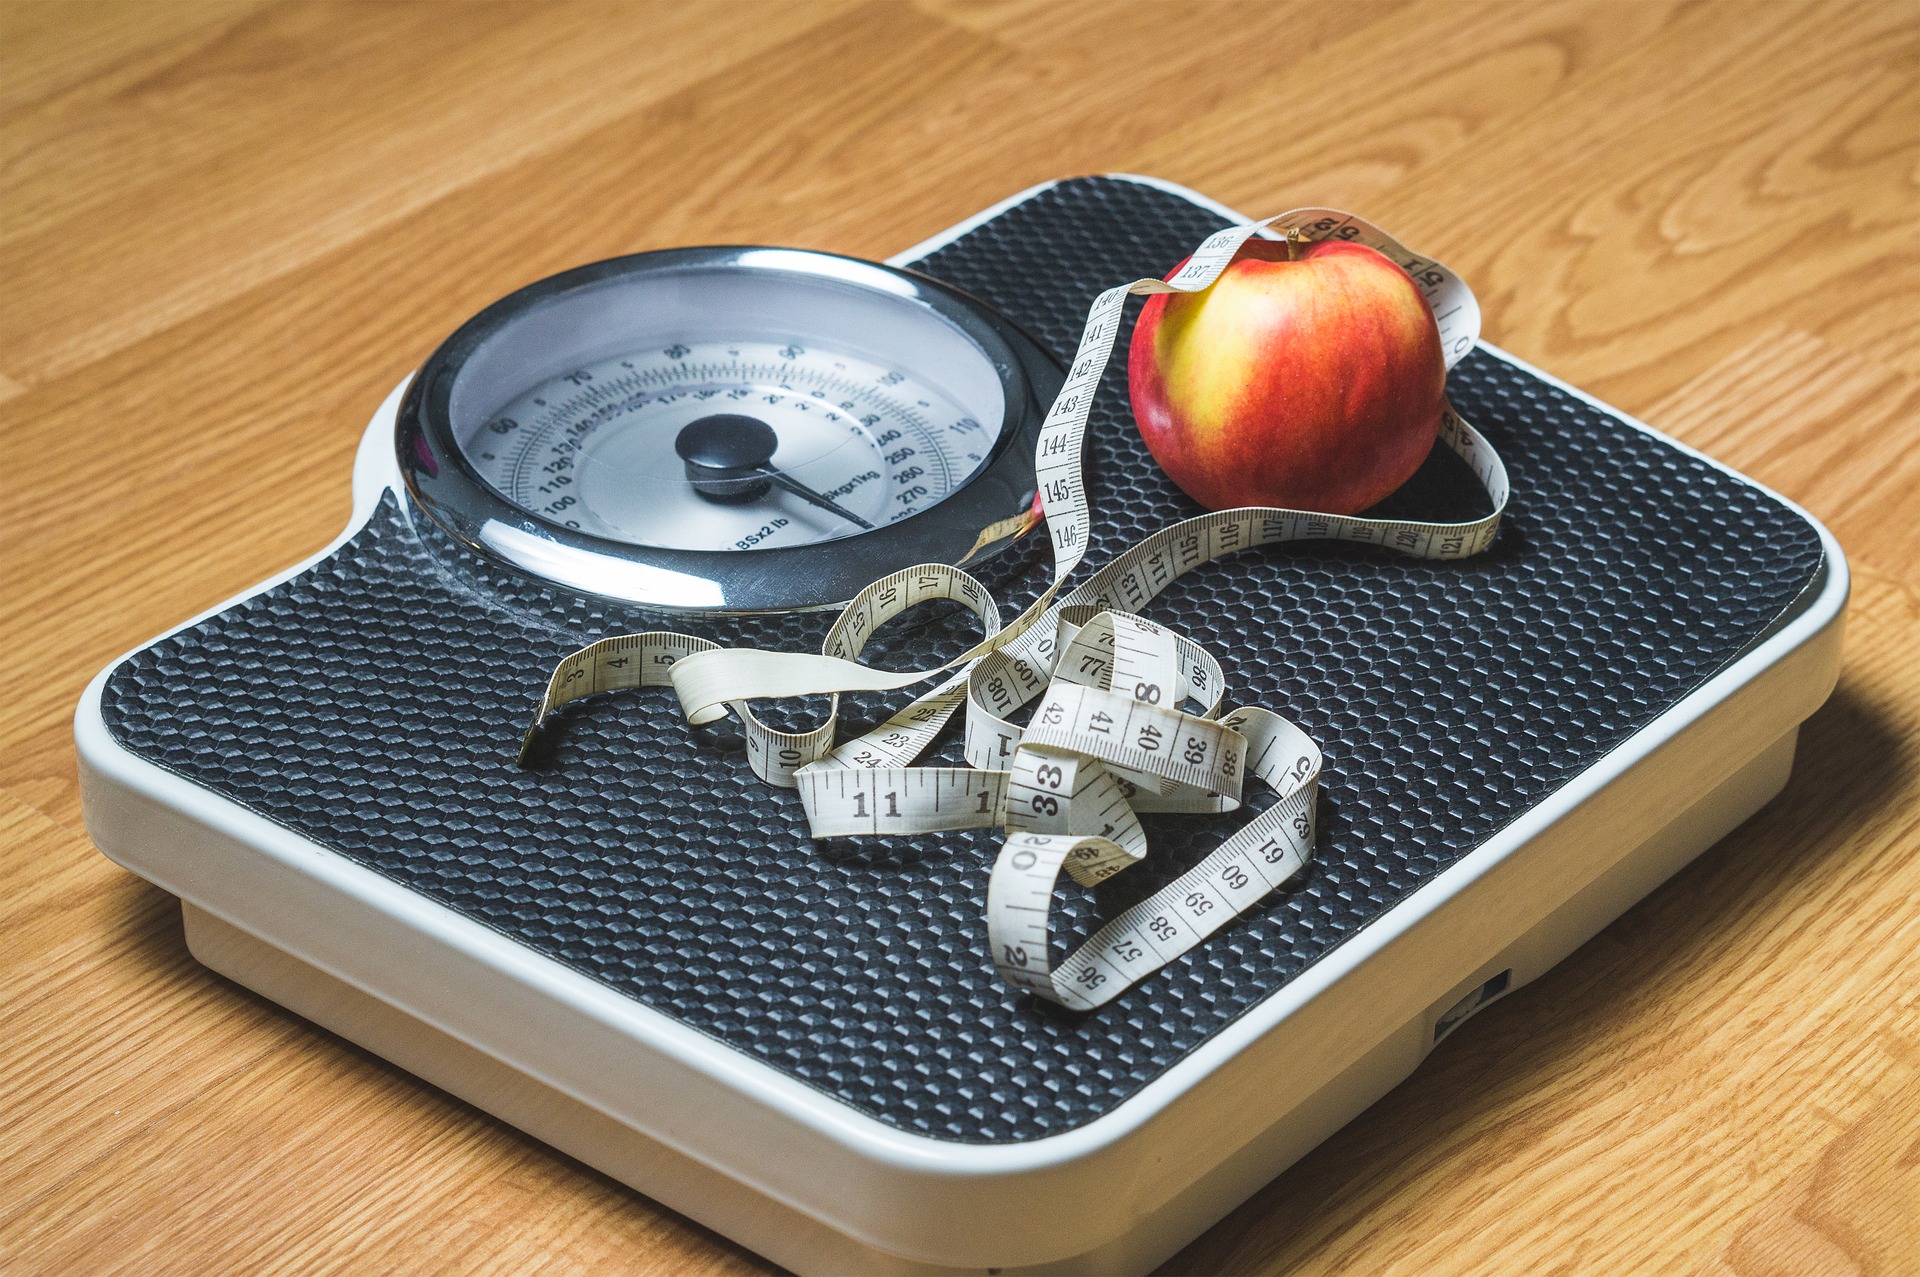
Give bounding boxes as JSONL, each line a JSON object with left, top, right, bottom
{"left": 524, "top": 207, "right": 1506, "bottom": 1011}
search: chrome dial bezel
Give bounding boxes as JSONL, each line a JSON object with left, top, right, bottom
{"left": 397, "top": 246, "right": 1057, "bottom": 613}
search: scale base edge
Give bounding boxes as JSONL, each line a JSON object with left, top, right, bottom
{"left": 178, "top": 727, "right": 1799, "bottom": 1277}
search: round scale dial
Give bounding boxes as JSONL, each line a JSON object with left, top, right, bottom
{"left": 398, "top": 246, "right": 1055, "bottom": 613}
{"left": 467, "top": 341, "right": 999, "bottom": 552}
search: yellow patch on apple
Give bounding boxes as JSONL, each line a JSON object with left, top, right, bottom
{"left": 1127, "top": 237, "right": 1446, "bottom": 515}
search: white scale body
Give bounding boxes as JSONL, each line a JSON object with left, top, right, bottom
{"left": 76, "top": 177, "right": 1846, "bottom": 1275}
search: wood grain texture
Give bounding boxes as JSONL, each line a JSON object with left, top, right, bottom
{"left": 3, "top": 1, "right": 1917, "bottom": 1272}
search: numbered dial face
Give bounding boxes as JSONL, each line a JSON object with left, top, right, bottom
{"left": 399, "top": 245, "right": 1054, "bottom": 612}
{"left": 464, "top": 341, "right": 1001, "bottom": 552}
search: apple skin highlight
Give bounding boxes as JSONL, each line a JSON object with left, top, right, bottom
{"left": 1127, "top": 238, "right": 1446, "bottom": 515}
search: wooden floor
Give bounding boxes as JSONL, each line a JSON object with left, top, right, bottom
{"left": 4, "top": 1, "right": 1919, "bottom": 1272}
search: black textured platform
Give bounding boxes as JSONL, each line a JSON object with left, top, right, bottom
{"left": 102, "top": 177, "right": 1826, "bottom": 1143}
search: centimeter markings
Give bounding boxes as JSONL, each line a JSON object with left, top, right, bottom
{"left": 1006, "top": 743, "right": 1134, "bottom": 850}
{"left": 519, "top": 632, "right": 717, "bottom": 763}
{"left": 1050, "top": 788, "right": 1316, "bottom": 1004}
{"left": 991, "top": 706, "right": 1319, "bottom": 1011}
{"left": 524, "top": 206, "right": 1503, "bottom": 1010}
{"left": 1022, "top": 684, "right": 1242, "bottom": 799}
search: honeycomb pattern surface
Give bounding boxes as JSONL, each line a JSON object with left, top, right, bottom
{"left": 102, "top": 177, "right": 1827, "bottom": 1143}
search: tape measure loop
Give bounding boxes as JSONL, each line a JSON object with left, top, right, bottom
{"left": 522, "top": 205, "right": 1505, "bottom": 1008}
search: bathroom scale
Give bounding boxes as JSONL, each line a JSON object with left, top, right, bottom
{"left": 76, "top": 175, "right": 1846, "bottom": 1275}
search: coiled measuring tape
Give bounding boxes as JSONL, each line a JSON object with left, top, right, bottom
{"left": 521, "top": 208, "right": 1507, "bottom": 1011}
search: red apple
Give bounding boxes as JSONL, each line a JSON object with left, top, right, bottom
{"left": 1127, "top": 237, "right": 1445, "bottom": 514}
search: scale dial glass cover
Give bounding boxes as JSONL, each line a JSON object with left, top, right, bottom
{"left": 471, "top": 340, "right": 996, "bottom": 553}
{"left": 398, "top": 247, "right": 1056, "bottom": 612}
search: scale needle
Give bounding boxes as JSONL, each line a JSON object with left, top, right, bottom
{"left": 675, "top": 414, "right": 876, "bottom": 531}
{"left": 757, "top": 468, "right": 875, "bottom": 530}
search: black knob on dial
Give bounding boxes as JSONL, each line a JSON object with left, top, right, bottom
{"left": 676, "top": 414, "right": 778, "bottom": 503}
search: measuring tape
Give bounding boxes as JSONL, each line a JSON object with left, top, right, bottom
{"left": 522, "top": 208, "right": 1508, "bottom": 1010}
